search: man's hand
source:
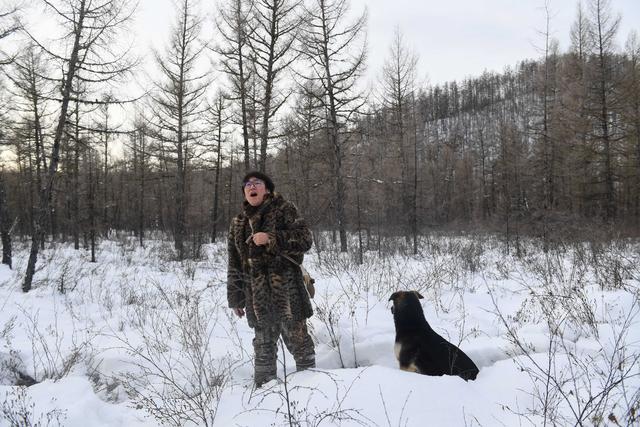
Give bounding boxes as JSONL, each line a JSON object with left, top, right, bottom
{"left": 252, "top": 232, "right": 270, "bottom": 246}
{"left": 233, "top": 307, "right": 245, "bottom": 318}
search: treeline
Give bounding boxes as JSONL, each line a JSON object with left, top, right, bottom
{"left": 0, "top": 0, "right": 638, "bottom": 288}
{"left": 274, "top": 1, "right": 640, "bottom": 252}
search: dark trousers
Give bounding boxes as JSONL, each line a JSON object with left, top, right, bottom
{"left": 253, "top": 320, "right": 315, "bottom": 386}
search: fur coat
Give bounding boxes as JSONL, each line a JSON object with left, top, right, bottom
{"left": 227, "top": 193, "right": 313, "bottom": 327}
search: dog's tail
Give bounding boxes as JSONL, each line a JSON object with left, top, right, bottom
{"left": 451, "top": 348, "right": 479, "bottom": 381}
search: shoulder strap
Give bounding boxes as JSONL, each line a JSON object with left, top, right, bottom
{"left": 281, "top": 253, "right": 300, "bottom": 267}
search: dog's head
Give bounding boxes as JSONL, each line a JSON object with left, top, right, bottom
{"left": 389, "top": 290, "right": 424, "bottom": 315}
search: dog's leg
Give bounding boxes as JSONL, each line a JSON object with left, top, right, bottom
{"left": 400, "top": 363, "right": 420, "bottom": 373}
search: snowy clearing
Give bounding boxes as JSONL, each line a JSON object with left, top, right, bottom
{"left": 0, "top": 234, "right": 639, "bottom": 426}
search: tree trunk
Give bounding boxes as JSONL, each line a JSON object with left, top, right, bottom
{"left": 73, "top": 100, "right": 80, "bottom": 250}
{"left": 322, "top": 49, "right": 347, "bottom": 252}
{"left": 212, "top": 102, "right": 223, "bottom": 243}
{"left": 0, "top": 172, "right": 12, "bottom": 268}
{"left": 139, "top": 130, "right": 146, "bottom": 247}
{"left": 238, "top": 43, "right": 251, "bottom": 171}
{"left": 412, "top": 97, "right": 418, "bottom": 255}
{"left": 24, "top": 2, "right": 86, "bottom": 292}
{"left": 89, "top": 151, "right": 96, "bottom": 263}
{"left": 103, "top": 114, "right": 109, "bottom": 233}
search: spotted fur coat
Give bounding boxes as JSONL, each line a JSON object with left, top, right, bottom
{"left": 227, "top": 193, "right": 313, "bottom": 328}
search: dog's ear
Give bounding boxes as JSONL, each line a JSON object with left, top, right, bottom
{"left": 412, "top": 291, "right": 424, "bottom": 299}
{"left": 389, "top": 291, "right": 400, "bottom": 302}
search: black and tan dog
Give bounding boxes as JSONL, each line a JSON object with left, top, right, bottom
{"left": 389, "top": 291, "right": 479, "bottom": 381}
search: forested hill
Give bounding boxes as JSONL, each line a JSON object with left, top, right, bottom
{"left": 271, "top": 48, "right": 639, "bottom": 242}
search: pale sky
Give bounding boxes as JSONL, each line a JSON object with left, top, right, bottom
{"left": 354, "top": 0, "right": 640, "bottom": 85}
{"left": 133, "top": 0, "right": 640, "bottom": 87}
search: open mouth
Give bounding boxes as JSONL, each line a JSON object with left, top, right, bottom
{"left": 250, "top": 191, "right": 258, "bottom": 197}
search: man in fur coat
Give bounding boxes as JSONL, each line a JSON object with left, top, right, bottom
{"left": 227, "top": 171, "right": 315, "bottom": 387}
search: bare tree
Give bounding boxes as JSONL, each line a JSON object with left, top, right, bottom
{"left": 148, "top": 0, "right": 209, "bottom": 260}
{"left": 204, "top": 92, "right": 230, "bottom": 242}
{"left": 94, "top": 93, "right": 119, "bottom": 233}
{"left": 587, "top": 0, "right": 621, "bottom": 221}
{"left": 380, "top": 26, "right": 419, "bottom": 251}
{"left": 22, "top": 0, "right": 138, "bottom": 292}
{"left": 130, "top": 114, "right": 149, "bottom": 246}
{"left": 248, "top": 0, "right": 302, "bottom": 171}
{"left": 85, "top": 140, "right": 98, "bottom": 262}
{"left": 622, "top": 32, "right": 640, "bottom": 217}
{"left": 69, "top": 89, "right": 84, "bottom": 249}
{"left": 0, "top": 1, "right": 22, "bottom": 65}
{"left": 0, "top": 71, "right": 11, "bottom": 263}
{"left": 214, "top": 0, "right": 254, "bottom": 170}
{"left": 3, "top": 46, "right": 52, "bottom": 239}
{"left": 531, "top": 0, "right": 560, "bottom": 250}
{"left": 288, "top": 81, "right": 324, "bottom": 213}
{"left": 0, "top": 169, "right": 12, "bottom": 268}
{"left": 566, "top": 0, "right": 594, "bottom": 217}
{"left": 298, "top": 0, "right": 367, "bottom": 252}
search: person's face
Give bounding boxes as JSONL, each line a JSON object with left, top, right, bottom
{"left": 243, "top": 178, "right": 269, "bottom": 206}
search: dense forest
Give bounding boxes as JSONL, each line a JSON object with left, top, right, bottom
{"left": 0, "top": 0, "right": 639, "bottom": 288}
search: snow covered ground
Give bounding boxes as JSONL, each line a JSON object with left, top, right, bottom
{"left": 0, "top": 234, "right": 638, "bottom": 426}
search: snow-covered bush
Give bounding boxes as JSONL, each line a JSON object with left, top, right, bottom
{"left": 115, "top": 279, "right": 237, "bottom": 426}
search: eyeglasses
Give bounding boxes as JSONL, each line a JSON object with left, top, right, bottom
{"left": 244, "top": 180, "right": 265, "bottom": 189}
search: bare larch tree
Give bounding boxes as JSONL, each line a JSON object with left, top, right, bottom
{"left": 248, "top": 0, "right": 302, "bottom": 171}
{"left": 587, "top": 0, "right": 621, "bottom": 220}
{"left": 380, "top": 26, "right": 419, "bottom": 251}
{"left": 298, "top": 0, "right": 367, "bottom": 252}
{"left": 148, "top": 0, "right": 208, "bottom": 260}
{"left": 0, "top": 1, "right": 22, "bottom": 65}
{"left": 215, "top": 0, "right": 254, "bottom": 170}
{"left": 22, "top": 0, "right": 137, "bottom": 292}
{"left": 204, "top": 92, "right": 230, "bottom": 242}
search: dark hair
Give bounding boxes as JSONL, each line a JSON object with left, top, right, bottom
{"left": 241, "top": 171, "right": 275, "bottom": 193}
